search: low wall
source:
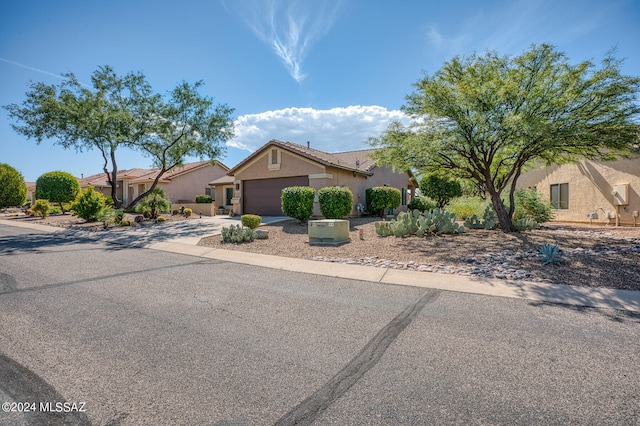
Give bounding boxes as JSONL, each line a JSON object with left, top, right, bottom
{"left": 170, "top": 203, "right": 217, "bottom": 216}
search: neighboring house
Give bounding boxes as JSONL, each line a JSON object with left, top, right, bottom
{"left": 221, "top": 140, "right": 416, "bottom": 217}
{"left": 79, "top": 160, "right": 229, "bottom": 206}
{"left": 25, "top": 182, "right": 36, "bottom": 204}
{"left": 517, "top": 157, "right": 640, "bottom": 226}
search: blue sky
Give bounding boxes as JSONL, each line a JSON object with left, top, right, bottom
{"left": 1, "top": 0, "right": 638, "bottom": 182}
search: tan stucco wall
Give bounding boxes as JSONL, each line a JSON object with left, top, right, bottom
{"left": 158, "top": 164, "right": 227, "bottom": 203}
{"left": 517, "top": 158, "right": 640, "bottom": 225}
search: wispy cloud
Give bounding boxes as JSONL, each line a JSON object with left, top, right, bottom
{"left": 0, "top": 57, "right": 68, "bottom": 80}
{"left": 228, "top": 105, "right": 409, "bottom": 152}
{"left": 223, "top": 0, "right": 341, "bottom": 82}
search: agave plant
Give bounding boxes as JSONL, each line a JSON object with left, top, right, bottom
{"left": 538, "top": 243, "right": 564, "bottom": 265}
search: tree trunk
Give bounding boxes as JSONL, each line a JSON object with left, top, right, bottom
{"left": 486, "top": 185, "right": 517, "bottom": 232}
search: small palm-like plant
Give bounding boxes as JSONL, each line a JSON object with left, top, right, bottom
{"left": 538, "top": 243, "right": 564, "bottom": 265}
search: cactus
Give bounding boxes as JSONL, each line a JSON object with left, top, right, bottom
{"left": 375, "top": 221, "right": 394, "bottom": 237}
{"left": 515, "top": 218, "right": 539, "bottom": 231}
{"left": 221, "top": 224, "right": 257, "bottom": 243}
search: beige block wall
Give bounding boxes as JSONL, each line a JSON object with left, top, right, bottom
{"left": 517, "top": 158, "right": 640, "bottom": 225}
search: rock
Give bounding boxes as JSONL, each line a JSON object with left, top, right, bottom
{"left": 255, "top": 229, "right": 269, "bottom": 239}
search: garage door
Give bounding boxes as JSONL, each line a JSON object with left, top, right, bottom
{"left": 243, "top": 176, "right": 309, "bottom": 216}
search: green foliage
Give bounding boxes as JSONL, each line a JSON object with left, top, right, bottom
{"left": 241, "top": 214, "right": 262, "bottom": 229}
{"left": 135, "top": 187, "right": 170, "bottom": 219}
{"left": 221, "top": 224, "right": 256, "bottom": 243}
{"left": 366, "top": 186, "right": 402, "bottom": 217}
{"left": 538, "top": 243, "right": 564, "bottom": 265}
{"left": 446, "top": 196, "right": 487, "bottom": 220}
{"left": 419, "top": 173, "right": 462, "bottom": 208}
{"left": 156, "top": 216, "right": 166, "bottom": 223}
{"left": 370, "top": 44, "right": 640, "bottom": 232}
{"left": 0, "top": 163, "right": 27, "bottom": 208}
{"left": 374, "top": 208, "right": 464, "bottom": 238}
{"left": 32, "top": 199, "right": 50, "bottom": 218}
{"left": 98, "top": 208, "right": 124, "bottom": 226}
{"left": 464, "top": 205, "right": 498, "bottom": 230}
{"left": 281, "top": 186, "right": 316, "bottom": 223}
{"left": 183, "top": 207, "right": 192, "bottom": 217}
{"left": 512, "top": 189, "right": 554, "bottom": 224}
{"left": 318, "top": 186, "right": 353, "bottom": 219}
{"left": 514, "top": 218, "right": 539, "bottom": 231}
{"left": 5, "top": 66, "right": 234, "bottom": 210}
{"left": 35, "top": 171, "right": 80, "bottom": 212}
{"left": 195, "top": 194, "right": 212, "bottom": 203}
{"left": 407, "top": 196, "right": 438, "bottom": 213}
{"left": 121, "top": 220, "right": 131, "bottom": 226}
{"left": 71, "top": 186, "right": 108, "bottom": 222}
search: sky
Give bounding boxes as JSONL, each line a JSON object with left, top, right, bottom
{"left": 1, "top": 0, "right": 638, "bottom": 182}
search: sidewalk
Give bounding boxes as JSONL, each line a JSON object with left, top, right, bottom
{"left": 2, "top": 219, "right": 639, "bottom": 312}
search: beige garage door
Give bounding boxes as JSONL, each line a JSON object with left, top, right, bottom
{"left": 243, "top": 176, "right": 309, "bottom": 216}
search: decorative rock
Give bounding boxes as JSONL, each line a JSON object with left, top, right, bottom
{"left": 255, "top": 229, "right": 269, "bottom": 239}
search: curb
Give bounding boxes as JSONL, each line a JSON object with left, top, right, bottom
{"left": 2, "top": 220, "right": 639, "bottom": 312}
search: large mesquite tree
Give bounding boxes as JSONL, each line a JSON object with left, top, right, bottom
{"left": 5, "top": 66, "right": 234, "bottom": 209}
{"left": 371, "top": 44, "right": 639, "bottom": 232}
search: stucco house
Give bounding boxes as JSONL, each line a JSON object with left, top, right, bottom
{"left": 517, "top": 157, "right": 640, "bottom": 226}
{"left": 79, "top": 160, "right": 229, "bottom": 206}
{"left": 218, "top": 140, "right": 416, "bottom": 217}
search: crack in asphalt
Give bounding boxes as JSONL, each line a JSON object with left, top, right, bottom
{"left": 0, "top": 352, "right": 91, "bottom": 425}
{"left": 275, "top": 289, "right": 441, "bottom": 426}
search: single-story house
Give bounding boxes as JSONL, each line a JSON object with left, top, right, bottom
{"left": 219, "top": 139, "right": 416, "bottom": 217}
{"left": 517, "top": 157, "right": 640, "bottom": 226}
{"left": 79, "top": 160, "right": 229, "bottom": 206}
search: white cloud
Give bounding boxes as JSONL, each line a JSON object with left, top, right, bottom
{"left": 223, "top": 0, "right": 341, "bottom": 82}
{"left": 228, "top": 105, "right": 409, "bottom": 152}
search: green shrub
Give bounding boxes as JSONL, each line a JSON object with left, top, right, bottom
{"left": 32, "top": 199, "right": 50, "bottom": 218}
{"left": 221, "top": 224, "right": 256, "bottom": 243}
{"left": 156, "top": 216, "right": 166, "bottom": 223}
{"left": 0, "top": 163, "right": 27, "bottom": 208}
{"left": 281, "top": 186, "right": 315, "bottom": 223}
{"left": 35, "top": 171, "right": 80, "bottom": 212}
{"left": 183, "top": 207, "right": 192, "bottom": 217}
{"left": 318, "top": 186, "right": 353, "bottom": 219}
{"left": 98, "top": 208, "right": 124, "bottom": 226}
{"left": 121, "top": 220, "right": 131, "bottom": 226}
{"left": 48, "top": 206, "right": 62, "bottom": 215}
{"left": 446, "top": 196, "right": 487, "bottom": 220}
{"left": 366, "top": 186, "right": 401, "bottom": 217}
{"left": 419, "top": 173, "right": 462, "bottom": 208}
{"left": 195, "top": 194, "right": 212, "bottom": 203}
{"left": 135, "top": 188, "right": 170, "bottom": 219}
{"left": 511, "top": 189, "right": 554, "bottom": 224}
{"left": 71, "top": 186, "right": 108, "bottom": 222}
{"left": 241, "top": 214, "right": 262, "bottom": 229}
{"left": 407, "top": 196, "right": 438, "bottom": 213}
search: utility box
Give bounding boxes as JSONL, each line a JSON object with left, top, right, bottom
{"left": 308, "top": 219, "right": 350, "bottom": 245}
{"left": 612, "top": 183, "right": 629, "bottom": 206}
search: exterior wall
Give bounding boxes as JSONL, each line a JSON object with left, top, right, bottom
{"left": 159, "top": 165, "right": 227, "bottom": 204}
{"left": 517, "top": 158, "right": 640, "bottom": 225}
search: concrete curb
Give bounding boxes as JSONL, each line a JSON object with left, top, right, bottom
{"left": 2, "top": 220, "right": 639, "bottom": 312}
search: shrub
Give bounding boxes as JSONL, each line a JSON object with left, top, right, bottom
{"left": 135, "top": 187, "right": 170, "bottom": 219}
{"left": 407, "top": 196, "right": 438, "bottom": 213}
{"left": 195, "top": 194, "right": 212, "bottom": 203}
{"left": 71, "top": 186, "right": 108, "bottom": 222}
{"left": 35, "top": 171, "right": 80, "bottom": 212}
{"left": 281, "top": 186, "right": 315, "bottom": 223}
{"left": 156, "top": 216, "right": 166, "bottom": 223}
{"left": 319, "top": 186, "right": 353, "bottom": 219}
{"left": 98, "top": 208, "right": 124, "bottom": 226}
{"left": 183, "top": 207, "right": 192, "bottom": 217}
{"left": 511, "top": 188, "right": 554, "bottom": 224}
{"left": 366, "top": 186, "right": 402, "bottom": 217}
{"left": 241, "top": 214, "right": 262, "bottom": 229}
{"left": 221, "top": 224, "right": 256, "bottom": 243}
{"left": 446, "top": 196, "right": 487, "bottom": 220}
{"left": 0, "top": 163, "right": 27, "bottom": 208}
{"left": 121, "top": 220, "right": 131, "bottom": 226}
{"left": 32, "top": 199, "right": 50, "bottom": 218}
{"left": 419, "top": 173, "right": 462, "bottom": 208}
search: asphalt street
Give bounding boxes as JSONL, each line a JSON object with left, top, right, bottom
{"left": 1, "top": 226, "right": 639, "bottom": 425}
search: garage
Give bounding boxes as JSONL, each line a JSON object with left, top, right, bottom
{"left": 243, "top": 176, "right": 309, "bottom": 216}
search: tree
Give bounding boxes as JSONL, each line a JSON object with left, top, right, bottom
{"left": 371, "top": 44, "right": 640, "bottom": 231}
{"left": 35, "top": 171, "right": 81, "bottom": 212}
{"left": 419, "top": 173, "right": 462, "bottom": 208}
{"left": 123, "top": 80, "right": 234, "bottom": 210}
{"left": 0, "top": 163, "right": 27, "bottom": 208}
{"left": 5, "top": 66, "right": 234, "bottom": 210}
{"left": 135, "top": 187, "right": 170, "bottom": 219}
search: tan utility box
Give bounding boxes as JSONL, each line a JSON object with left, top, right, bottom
{"left": 308, "top": 219, "right": 350, "bottom": 245}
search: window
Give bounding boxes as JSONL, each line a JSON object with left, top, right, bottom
{"left": 550, "top": 183, "right": 569, "bottom": 209}
{"left": 271, "top": 149, "right": 278, "bottom": 164}
{"left": 225, "top": 187, "right": 234, "bottom": 206}
{"left": 401, "top": 188, "right": 407, "bottom": 206}
{"left": 268, "top": 148, "right": 281, "bottom": 170}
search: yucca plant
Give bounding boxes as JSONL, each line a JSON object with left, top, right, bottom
{"left": 538, "top": 243, "right": 564, "bottom": 265}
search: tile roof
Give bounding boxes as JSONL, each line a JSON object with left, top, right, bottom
{"left": 228, "top": 140, "right": 377, "bottom": 176}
